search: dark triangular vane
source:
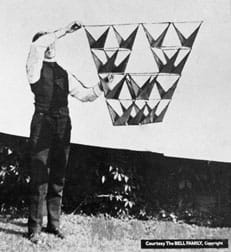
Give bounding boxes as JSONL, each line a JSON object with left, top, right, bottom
{"left": 156, "top": 78, "right": 179, "bottom": 99}
{"left": 161, "top": 49, "right": 180, "bottom": 73}
{"left": 126, "top": 74, "right": 141, "bottom": 99}
{"left": 172, "top": 51, "right": 190, "bottom": 74}
{"left": 114, "top": 54, "right": 131, "bottom": 73}
{"left": 145, "top": 102, "right": 152, "bottom": 113}
{"left": 120, "top": 101, "right": 127, "bottom": 113}
{"left": 137, "top": 77, "right": 156, "bottom": 100}
{"left": 128, "top": 104, "right": 146, "bottom": 125}
{"left": 91, "top": 51, "right": 103, "bottom": 71}
{"left": 106, "top": 101, "right": 120, "bottom": 124}
{"left": 113, "top": 26, "right": 139, "bottom": 50}
{"left": 163, "top": 79, "right": 178, "bottom": 99}
{"left": 173, "top": 23, "right": 202, "bottom": 48}
{"left": 85, "top": 27, "right": 110, "bottom": 49}
{"left": 127, "top": 102, "right": 138, "bottom": 124}
{"left": 143, "top": 23, "right": 170, "bottom": 48}
{"left": 151, "top": 50, "right": 165, "bottom": 71}
{"left": 155, "top": 102, "right": 170, "bottom": 122}
{"left": 155, "top": 80, "right": 165, "bottom": 98}
{"left": 133, "top": 101, "right": 140, "bottom": 114}
{"left": 114, "top": 102, "right": 133, "bottom": 125}
{"left": 141, "top": 101, "right": 159, "bottom": 124}
{"left": 92, "top": 50, "right": 131, "bottom": 73}
{"left": 102, "top": 50, "right": 119, "bottom": 73}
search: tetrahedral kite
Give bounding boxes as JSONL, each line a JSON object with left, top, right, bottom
{"left": 84, "top": 21, "right": 202, "bottom": 126}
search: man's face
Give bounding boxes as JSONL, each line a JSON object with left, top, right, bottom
{"left": 45, "top": 42, "right": 56, "bottom": 59}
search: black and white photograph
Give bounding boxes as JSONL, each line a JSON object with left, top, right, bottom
{"left": 0, "top": 0, "right": 230, "bottom": 251}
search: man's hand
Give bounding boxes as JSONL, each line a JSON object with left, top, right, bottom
{"left": 65, "top": 21, "right": 82, "bottom": 33}
{"left": 103, "top": 73, "right": 114, "bottom": 84}
{"left": 99, "top": 73, "right": 114, "bottom": 93}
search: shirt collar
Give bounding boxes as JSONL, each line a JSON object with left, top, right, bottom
{"left": 44, "top": 58, "right": 56, "bottom": 63}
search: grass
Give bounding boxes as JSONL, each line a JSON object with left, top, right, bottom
{"left": 0, "top": 213, "right": 230, "bottom": 252}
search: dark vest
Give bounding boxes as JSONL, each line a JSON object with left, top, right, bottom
{"left": 30, "top": 61, "right": 69, "bottom": 114}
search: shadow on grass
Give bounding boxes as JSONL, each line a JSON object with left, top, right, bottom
{"left": 0, "top": 219, "right": 27, "bottom": 228}
{"left": 0, "top": 215, "right": 28, "bottom": 240}
{"left": 0, "top": 226, "right": 25, "bottom": 236}
{"left": 0, "top": 210, "right": 28, "bottom": 234}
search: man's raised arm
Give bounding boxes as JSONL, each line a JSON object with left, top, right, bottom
{"left": 26, "top": 21, "right": 82, "bottom": 84}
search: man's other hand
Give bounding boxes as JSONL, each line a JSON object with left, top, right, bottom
{"left": 104, "top": 73, "right": 114, "bottom": 84}
{"left": 99, "top": 73, "right": 114, "bottom": 92}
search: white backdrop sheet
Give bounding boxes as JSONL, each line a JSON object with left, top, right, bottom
{"left": 0, "top": 0, "right": 231, "bottom": 162}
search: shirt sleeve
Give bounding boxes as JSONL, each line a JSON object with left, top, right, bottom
{"left": 26, "top": 29, "right": 66, "bottom": 84}
{"left": 68, "top": 73, "right": 103, "bottom": 102}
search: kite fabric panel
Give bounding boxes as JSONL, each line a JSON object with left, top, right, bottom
{"left": 84, "top": 22, "right": 202, "bottom": 126}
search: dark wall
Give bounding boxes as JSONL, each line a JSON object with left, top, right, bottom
{"left": 65, "top": 143, "right": 231, "bottom": 223}
{"left": 0, "top": 132, "right": 230, "bottom": 225}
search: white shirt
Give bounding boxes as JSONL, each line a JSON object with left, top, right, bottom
{"left": 26, "top": 30, "right": 102, "bottom": 102}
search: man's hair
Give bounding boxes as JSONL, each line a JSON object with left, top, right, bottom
{"left": 32, "top": 31, "right": 47, "bottom": 42}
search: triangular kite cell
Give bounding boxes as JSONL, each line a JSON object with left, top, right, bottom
{"left": 112, "top": 25, "right": 139, "bottom": 50}
{"left": 142, "top": 23, "right": 170, "bottom": 48}
{"left": 85, "top": 27, "right": 110, "bottom": 49}
{"left": 91, "top": 50, "right": 131, "bottom": 73}
{"left": 172, "top": 22, "right": 202, "bottom": 48}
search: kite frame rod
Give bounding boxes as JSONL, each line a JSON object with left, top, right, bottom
{"left": 106, "top": 98, "right": 172, "bottom": 101}
{"left": 92, "top": 46, "right": 191, "bottom": 51}
{"left": 101, "top": 72, "right": 181, "bottom": 76}
{"left": 83, "top": 20, "right": 203, "bottom": 27}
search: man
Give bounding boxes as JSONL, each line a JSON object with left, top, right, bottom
{"left": 26, "top": 21, "right": 112, "bottom": 244}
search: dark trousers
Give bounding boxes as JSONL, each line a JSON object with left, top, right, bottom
{"left": 28, "top": 110, "right": 71, "bottom": 233}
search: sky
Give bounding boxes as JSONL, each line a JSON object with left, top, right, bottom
{"left": 0, "top": 0, "right": 231, "bottom": 162}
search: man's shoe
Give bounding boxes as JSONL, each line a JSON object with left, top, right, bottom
{"left": 46, "top": 227, "right": 65, "bottom": 239}
{"left": 28, "top": 232, "right": 41, "bottom": 244}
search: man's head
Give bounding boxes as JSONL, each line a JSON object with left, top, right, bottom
{"left": 32, "top": 31, "right": 56, "bottom": 60}
{"left": 44, "top": 42, "right": 56, "bottom": 60}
